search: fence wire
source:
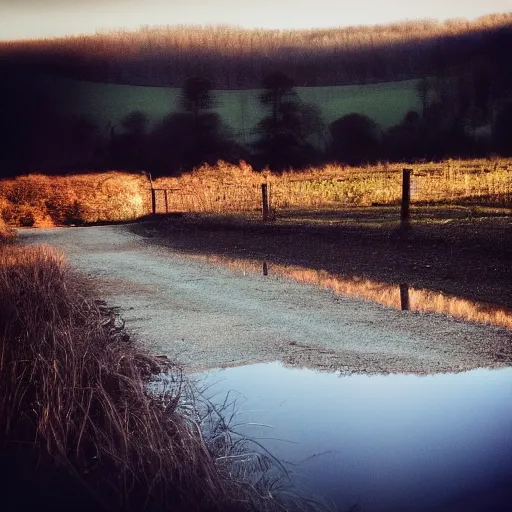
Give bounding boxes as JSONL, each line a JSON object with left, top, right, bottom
{"left": 151, "top": 162, "right": 512, "bottom": 215}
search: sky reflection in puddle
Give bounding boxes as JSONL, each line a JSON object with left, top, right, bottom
{"left": 188, "top": 253, "right": 512, "bottom": 330}
{"left": 197, "top": 362, "right": 512, "bottom": 512}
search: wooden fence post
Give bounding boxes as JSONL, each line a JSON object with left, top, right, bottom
{"left": 261, "top": 183, "right": 269, "bottom": 221}
{"left": 401, "top": 169, "right": 412, "bottom": 227}
{"left": 151, "top": 188, "right": 156, "bottom": 215}
{"left": 164, "top": 190, "right": 169, "bottom": 214}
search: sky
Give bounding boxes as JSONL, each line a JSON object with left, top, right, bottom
{"left": 0, "top": 0, "right": 510, "bottom": 40}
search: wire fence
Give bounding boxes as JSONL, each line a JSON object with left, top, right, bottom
{"left": 2, "top": 161, "right": 508, "bottom": 228}
{"left": 151, "top": 161, "right": 512, "bottom": 216}
{"left": 152, "top": 183, "right": 263, "bottom": 214}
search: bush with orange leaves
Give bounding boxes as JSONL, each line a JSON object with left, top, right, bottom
{"left": 0, "top": 172, "right": 151, "bottom": 227}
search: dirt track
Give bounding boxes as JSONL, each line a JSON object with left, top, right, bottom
{"left": 20, "top": 224, "right": 511, "bottom": 375}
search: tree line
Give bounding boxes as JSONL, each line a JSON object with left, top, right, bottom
{"left": 1, "top": 67, "right": 511, "bottom": 178}
{"left": 1, "top": 14, "right": 510, "bottom": 88}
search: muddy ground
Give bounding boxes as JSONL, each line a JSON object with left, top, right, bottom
{"left": 132, "top": 205, "right": 512, "bottom": 309}
{"left": 18, "top": 207, "right": 511, "bottom": 375}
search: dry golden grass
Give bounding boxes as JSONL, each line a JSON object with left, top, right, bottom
{"left": 0, "top": 216, "right": 14, "bottom": 241}
{"left": 0, "top": 244, "right": 216, "bottom": 510}
{"left": 0, "top": 244, "right": 318, "bottom": 511}
{"left": 1, "top": 158, "right": 510, "bottom": 227}
{"left": 154, "top": 158, "right": 512, "bottom": 213}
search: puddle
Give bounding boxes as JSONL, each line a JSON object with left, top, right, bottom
{"left": 188, "top": 253, "right": 512, "bottom": 330}
{"left": 197, "top": 362, "right": 512, "bottom": 512}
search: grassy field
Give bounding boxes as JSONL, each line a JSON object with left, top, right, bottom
{"left": 153, "top": 158, "right": 512, "bottom": 213}
{"left": 25, "top": 67, "right": 421, "bottom": 145}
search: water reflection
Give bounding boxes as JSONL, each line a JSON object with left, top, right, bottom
{"left": 189, "top": 253, "right": 512, "bottom": 329}
{"left": 199, "top": 362, "right": 512, "bottom": 512}
{"left": 399, "top": 283, "right": 410, "bottom": 311}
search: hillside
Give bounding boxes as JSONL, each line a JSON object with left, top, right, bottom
{"left": 0, "top": 14, "right": 511, "bottom": 88}
{"left": 1, "top": 14, "right": 511, "bottom": 176}
{"left": 1, "top": 63, "right": 420, "bottom": 137}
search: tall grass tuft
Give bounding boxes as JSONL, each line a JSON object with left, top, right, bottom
{"left": 0, "top": 216, "right": 14, "bottom": 241}
{"left": 0, "top": 245, "right": 310, "bottom": 511}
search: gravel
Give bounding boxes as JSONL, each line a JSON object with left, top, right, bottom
{"left": 20, "top": 224, "right": 511, "bottom": 375}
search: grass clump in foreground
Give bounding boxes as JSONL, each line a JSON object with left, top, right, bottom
{"left": 0, "top": 244, "right": 320, "bottom": 512}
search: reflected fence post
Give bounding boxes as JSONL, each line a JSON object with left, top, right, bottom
{"left": 400, "top": 283, "right": 410, "bottom": 311}
{"left": 261, "top": 183, "right": 270, "bottom": 222}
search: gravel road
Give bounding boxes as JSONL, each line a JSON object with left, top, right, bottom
{"left": 20, "top": 224, "right": 511, "bottom": 374}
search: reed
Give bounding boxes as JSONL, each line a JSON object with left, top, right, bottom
{"left": 0, "top": 244, "right": 318, "bottom": 511}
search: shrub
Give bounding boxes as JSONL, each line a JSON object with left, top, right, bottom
{"left": 329, "top": 113, "right": 383, "bottom": 165}
{"left": 0, "top": 172, "right": 151, "bottom": 227}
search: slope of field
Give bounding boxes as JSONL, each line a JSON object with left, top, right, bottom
{"left": 218, "top": 81, "right": 421, "bottom": 143}
{"left": 25, "top": 67, "right": 420, "bottom": 144}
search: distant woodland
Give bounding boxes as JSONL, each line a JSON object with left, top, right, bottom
{"left": 1, "top": 14, "right": 511, "bottom": 88}
{"left": 0, "top": 15, "right": 511, "bottom": 177}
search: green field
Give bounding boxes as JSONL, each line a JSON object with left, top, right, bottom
{"left": 32, "top": 71, "right": 421, "bottom": 146}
